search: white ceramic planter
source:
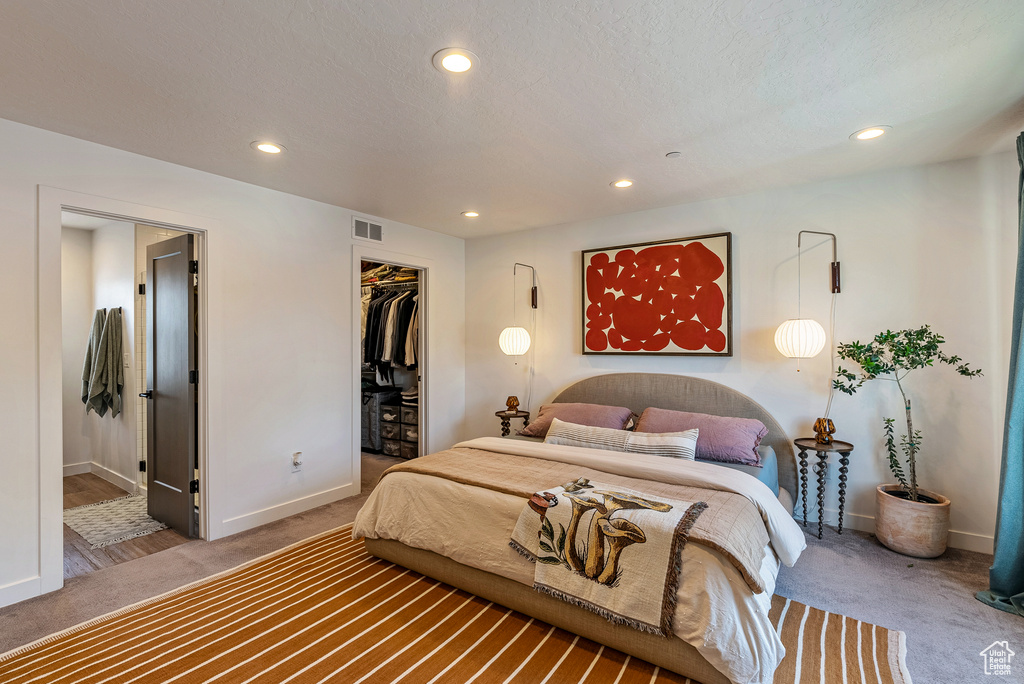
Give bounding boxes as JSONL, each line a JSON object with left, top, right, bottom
{"left": 875, "top": 484, "right": 951, "bottom": 558}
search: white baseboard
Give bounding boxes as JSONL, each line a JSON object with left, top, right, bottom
{"left": 88, "top": 462, "right": 137, "bottom": 495}
{"left": 216, "top": 482, "right": 359, "bottom": 538}
{"left": 63, "top": 461, "right": 138, "bottom": 494}
{"left": 945, "top": 529, "right": 994, "bottom": 555}
{"left": 0, "top": 575, "right": 42, "bottom": 610}
{"left": 63, "top": 461, "right": 91, "bottom": 477}
{"left": 800, "top": 507, "right": 994, "bottom": 554}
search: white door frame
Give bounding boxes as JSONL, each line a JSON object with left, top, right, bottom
{"left": 36, "top": 186, "right": 215, "bottom": 598}
{"left": 352, "top": 245, "right": 431, "bottom": 487}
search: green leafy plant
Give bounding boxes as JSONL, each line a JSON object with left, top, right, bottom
{"left": 833, "top": 325, "right": 981, "bottom": 501}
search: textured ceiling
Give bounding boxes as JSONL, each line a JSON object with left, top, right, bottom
{"left": 2, "top": 1, "right": 1023, "bottom": 238}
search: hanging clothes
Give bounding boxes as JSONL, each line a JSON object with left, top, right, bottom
{"left": 361, "top": 286, "right": 420, "bottom": 383}
{"left": 391, "top": 294, "right": 417, "bottom": 366}
{"left": 381, "top": 291, "right": 413, "bottom": 364}
{"left": 360, "top": 286, "right": 373, "bottom": 364}
{"left": 405, "top": 296, "right": 419, "bottom": 367}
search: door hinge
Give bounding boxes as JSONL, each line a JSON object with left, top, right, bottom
{"left": 189, "top": 370, "right": 198, "bottom": 384}
{"left": 189, "top": 260, "right": 199, "bottom": 274}
{"left": 189, "top": 480, "right": 199, "bottom": 494}
{"left": 138, "top": 284, "right": 145, "bottom": 295}
{"left": 139, "top": 459, "right": 146, "bottom": 472}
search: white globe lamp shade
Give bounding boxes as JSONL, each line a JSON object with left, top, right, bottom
{"left": 499, "top": 326, "right": 531, "bottom": 356}
{"left": 774, "top": 319, "right": 826, "bottom": 358}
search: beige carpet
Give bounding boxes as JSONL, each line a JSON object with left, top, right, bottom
{"left": 0, "top": 523, "right": 909, "bottom": 684}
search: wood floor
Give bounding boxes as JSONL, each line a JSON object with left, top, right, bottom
{"left": 63, "top": 473, "right": 189, "bottom": 580}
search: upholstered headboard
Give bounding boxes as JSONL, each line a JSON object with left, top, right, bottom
{"left": 551, "top": 373, "right": 796, "bottom": 500}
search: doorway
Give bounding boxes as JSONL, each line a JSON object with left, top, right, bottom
{"left": 358, "top": 255, "right": 427, "bottom": 487}
{"left": 58, "top": 212, "right": 202, "bottom": 579}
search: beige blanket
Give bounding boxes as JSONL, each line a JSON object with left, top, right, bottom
{"left": 381, "top": 446, "right": 772, "bottom": 593}
{"left": 510, "top": 481, "right": 706, "bottom": 636}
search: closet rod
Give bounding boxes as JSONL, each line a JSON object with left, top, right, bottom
{"left": 367, "top": 281, "right": 418, "bottom": 289}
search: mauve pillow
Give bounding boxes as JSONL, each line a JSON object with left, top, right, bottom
{"left": 634, "top": 407, "right": 768, "bottom": 466}
{"left": 519, "top": 402, "right": 634, "bottom": 438}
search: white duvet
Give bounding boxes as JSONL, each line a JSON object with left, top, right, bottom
{"left": 353, "top": 437, "right": 806, "bottom": 684}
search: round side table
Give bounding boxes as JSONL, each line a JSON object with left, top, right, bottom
{"left": 495, "top": 410, "right": 530, "bottom": 437}
{"left": 794, "top": 438, "right": 854, "bottom": 539}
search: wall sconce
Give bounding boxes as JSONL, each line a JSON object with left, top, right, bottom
{"left": 499, "top": 263, "right": 538, "bottom": 356}
{"left": 774, "top": 231, "right": 840, "bottom": 361}
{"left": 775, "top": 230, "right": 842, "bottom": 444}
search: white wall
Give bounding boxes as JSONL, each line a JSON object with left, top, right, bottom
{"left": 60, "top": 227, "right": 94, "bottom": 469}
{"left": 0, "top": 117, "right": 465, "bottom": 607}
{"left": 60, "top": 220, "right": 138, "bottom": 490}
{"left": 88, "top": 221, "right": 137, "bottom": 490}
{"left": 464, "top": 151, "right": 1018, "bottom": 554}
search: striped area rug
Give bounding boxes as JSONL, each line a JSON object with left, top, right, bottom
{"left": 0, "top": 524, "right": 910, "bottom": 684}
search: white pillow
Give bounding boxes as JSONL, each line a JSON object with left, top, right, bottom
{"left": 624, "top": 428, "right": 699, "bottom": 460}
{"left": 544, "top": 418, "right": 698, "bottom": 460}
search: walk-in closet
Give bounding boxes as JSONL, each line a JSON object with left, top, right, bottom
{"left": 360, "top": 261, "right": 421, "bottom": 459}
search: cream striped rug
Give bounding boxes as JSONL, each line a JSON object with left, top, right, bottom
{"left": 63, "top": 495, "right": 167, "bottom": 549}
{"left": 0, "top": 524, "right": 910, "bottom": 683}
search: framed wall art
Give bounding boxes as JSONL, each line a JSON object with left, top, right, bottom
{"left": 581, "top": 232, "right": 732, "bottom": 356}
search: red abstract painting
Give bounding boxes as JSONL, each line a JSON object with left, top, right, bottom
{"left": 582, "top": 233, "right": 732, "bottom": 355}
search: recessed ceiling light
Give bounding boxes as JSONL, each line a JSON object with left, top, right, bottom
{"left": 462, "top": 211, "right": 479, "bottom": 218}
{"left": 850, "top": 126, "right": 891, "bottom": 141}
{"left": 251, "top": 141, "right": 285, "bottom": 154}
{"left": 432, "top": 48, "right": 479, "bottom": 73}
{"left": 611, "top": 179, "right": 634, "bottom": 188}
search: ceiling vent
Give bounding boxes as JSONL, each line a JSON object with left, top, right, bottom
{"left": 352, "top": 216, "right": 383, "bottom": 243}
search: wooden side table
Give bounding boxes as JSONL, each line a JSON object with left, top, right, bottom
{"left": 495, "top": 410, "right": 530, "bottom": 437}
{"left": 794, "top": 438, "right": 854, "bottom": 539}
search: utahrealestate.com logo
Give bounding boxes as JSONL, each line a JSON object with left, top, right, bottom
{"left": 980, "top": 641, "right": 1014, "bottom": 676}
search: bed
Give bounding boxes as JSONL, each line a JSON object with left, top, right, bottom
{"left": 354, "top": 373, "right": 804, "bottom": 684}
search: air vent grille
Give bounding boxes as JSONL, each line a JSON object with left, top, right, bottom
{"left": 353, "top": 216, "right": 383, "bottom": 242}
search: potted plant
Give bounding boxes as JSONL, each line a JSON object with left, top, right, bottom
{"left": 833, "top": 325, "right": 981, "bottom": 557}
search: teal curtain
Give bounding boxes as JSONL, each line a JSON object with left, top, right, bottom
{"left": 977, "top": 133, "right": 1024, "bottom": 616}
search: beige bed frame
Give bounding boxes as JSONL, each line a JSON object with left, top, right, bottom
{"left": 365, "top": 537, "right": 732, "bottom": 683}
{"left": 365, "top": 372, "right": 795, "bottom": 683}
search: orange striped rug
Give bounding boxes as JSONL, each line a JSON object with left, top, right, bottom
{"left": 0, "top": 524, "right": 910, "bottom": 684}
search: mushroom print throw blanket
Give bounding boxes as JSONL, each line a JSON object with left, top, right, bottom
{"left": 510, "top": 478, "right": 707, "bottom": 636}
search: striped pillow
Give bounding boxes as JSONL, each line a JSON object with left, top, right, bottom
{"left": 544, "top": 418, "right": 698, "bottom": 460}
{"left": 624, "top": 429, "right": 699, "bottom": 460}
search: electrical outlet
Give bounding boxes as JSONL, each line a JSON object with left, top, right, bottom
{"left": 291, "top": 451, "right": 303, "bottom": 473}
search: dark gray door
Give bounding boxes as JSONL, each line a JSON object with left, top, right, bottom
{"left": 144, "top": 234, "right": 196, "bottom": 538}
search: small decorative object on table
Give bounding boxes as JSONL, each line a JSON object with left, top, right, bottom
{"left": 495, "top": 408, "right": 530, "bottom": 437}
{"left": 506, "top": 395, "right": 520, "bottom": 412}
{"left": 795, "top": 438, "right": 854, "bottom": 539}
{"left": 813, "top": 417, "right": 835, "bottom": 445}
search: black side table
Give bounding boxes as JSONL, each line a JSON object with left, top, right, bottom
{"left": 495, "top": 410, "right": 530, "bottom": 437}
{"left": 794, "top": 438, "right": 854, "bottom": 539}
